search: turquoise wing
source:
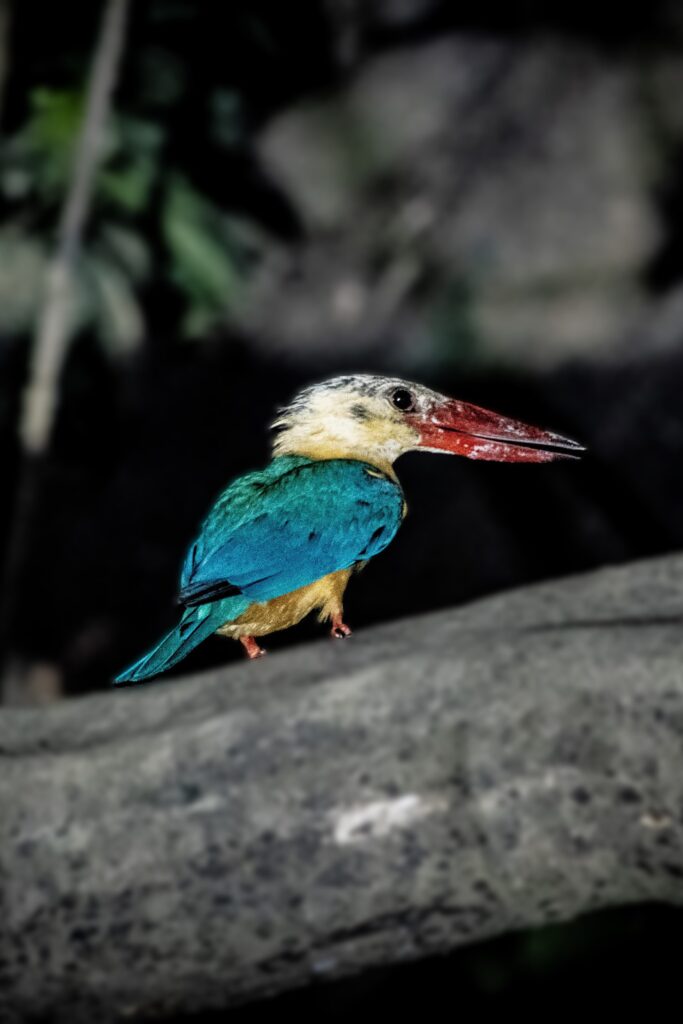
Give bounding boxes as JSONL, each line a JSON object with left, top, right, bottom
{"left": 178, "top": 457, "right": 404, "bottom": 607}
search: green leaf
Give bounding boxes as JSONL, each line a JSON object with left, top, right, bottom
{"left": 97, "top": 223, "right": 151, "bottom": 283}
{"left": 162, "top": 175, "right": 244, "bottom": 335}
{"left": 99, "top": 155, "right": 157, "bottom": 213}
{"left": 85, "top": 254, "right": 145, "bottom": 357}
{"left": 20, "top": 89, "right": 86, "bottom": 199}
{"left": 98, "top": 118, "right": 163, "bottom": 213}
{"left": 0, "top": 229, "right": 48, "bottom": 336}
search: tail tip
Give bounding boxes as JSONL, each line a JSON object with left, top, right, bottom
{"left": 113, "top": 660, "right": 156, "bottom": 686}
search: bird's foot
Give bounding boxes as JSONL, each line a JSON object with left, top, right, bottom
{"left": 240, "top": 635, "right": 267, "bottom": 660}
{"left": 330, "top": 618, "right": 352, "bottom": 640}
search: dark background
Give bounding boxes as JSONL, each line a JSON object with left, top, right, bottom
{"left": 2, "top": 0, "right": 683, "bottom": 1017}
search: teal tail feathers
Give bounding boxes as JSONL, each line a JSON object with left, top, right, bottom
{"left": 114, "top": 597, "right": 249, "bottom": 684}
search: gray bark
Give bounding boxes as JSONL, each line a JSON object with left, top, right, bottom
{"left": 2, "top": 554, "right": 683, "bottom": 1021}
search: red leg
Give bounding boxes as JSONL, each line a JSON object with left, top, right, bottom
{"left": 240, "top": 635, "right": 267, "bottom": 659}
{"left": 330, "top": 614, "right": 352, "bottom": 640}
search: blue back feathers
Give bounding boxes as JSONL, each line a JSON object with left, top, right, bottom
{"left": 115, "top": 457, "right": 404, "bottom": 683}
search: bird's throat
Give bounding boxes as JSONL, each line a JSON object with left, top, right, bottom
{"left": 273, "top": 429, "right": 400, "bottom": 479}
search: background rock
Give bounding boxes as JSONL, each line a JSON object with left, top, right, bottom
{"left": 239, "top": 35, "right": 678, "bottom": 369}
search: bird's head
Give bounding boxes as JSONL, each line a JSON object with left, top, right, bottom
{"left": 272, "top": 375, "right": 583, "bottom": 473}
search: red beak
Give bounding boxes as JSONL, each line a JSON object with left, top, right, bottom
{"left": 411, "top": 397, "right": 584, "bottom": 463}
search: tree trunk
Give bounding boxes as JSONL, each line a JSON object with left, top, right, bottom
{"left": 2, "top": 554, "right": 683, "bottom": 1021}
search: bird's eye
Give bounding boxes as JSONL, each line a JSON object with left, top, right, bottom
{"left": 391, "top": 388, "right": 415, "bottom": 412}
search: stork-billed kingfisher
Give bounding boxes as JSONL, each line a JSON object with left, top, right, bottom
{"left": 115, "top": 375, "right": 583, "bottom": 683}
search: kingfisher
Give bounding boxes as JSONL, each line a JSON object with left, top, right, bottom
{"left": 115, "top": 375, "right": 582, "bottom": 683}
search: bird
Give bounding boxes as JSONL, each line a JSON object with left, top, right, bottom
{"left": 115, "top": 374, "right": 583, "bottom": 683}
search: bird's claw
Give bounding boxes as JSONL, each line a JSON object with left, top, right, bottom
{"left": 240, "top": 636, "right": 267, "bottom": 659}
{"left": 331, "top": 622, "right": 352, "bottom": 640}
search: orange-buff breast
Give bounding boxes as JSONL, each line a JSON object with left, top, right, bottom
{"left": 216, "top": 568, "right": 354, "bottom": 639}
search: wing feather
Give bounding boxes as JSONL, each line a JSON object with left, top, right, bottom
{"left": 178, "top": 458, "right": 403, "bottom": 607}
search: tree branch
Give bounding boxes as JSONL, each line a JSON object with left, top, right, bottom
{"left": 2, "top": 554, "right": 683, "bottom": 1021}
{"left": 1, "top": 0, "right": 130, "bottom": 699}
{"left": 21, "top": 0, "right": 130, "bottom": 456}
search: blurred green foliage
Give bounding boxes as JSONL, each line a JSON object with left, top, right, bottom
{"left": 0, "top": 85, "right": 250, "bottom": 354}
{"left": 163, "top": 174, "right": 248, "bottom": 338}
{"left": 0, "top": 0, "right": 334, "bottom": 355}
